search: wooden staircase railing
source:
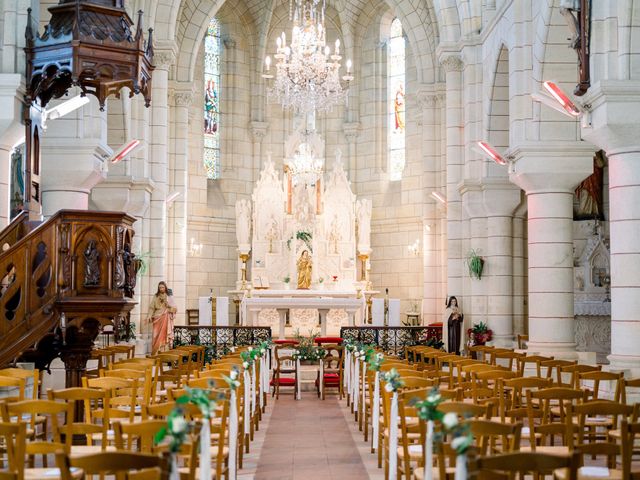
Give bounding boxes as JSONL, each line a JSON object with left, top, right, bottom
{"left": 0, "top": 210, "right": 140, "bottom": 386}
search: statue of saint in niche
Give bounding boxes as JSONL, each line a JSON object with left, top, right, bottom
{"left": 83, "top": 240, "right": 101, "bottom": 287}
{"left": 296, "top": 250, "right": 312, "bottom": 290}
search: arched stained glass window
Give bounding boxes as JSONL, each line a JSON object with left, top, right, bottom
{"left": 388, "top": 18, "right": 405, "bottom": 181}
{"left": 204, "top": 18, "right": 221, "bottom": 179}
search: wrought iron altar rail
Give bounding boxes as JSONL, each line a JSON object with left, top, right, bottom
{"left": 340, "top": 326, "right": 442, "bottom": 357}
{"left": 173, "top": 326, "right": 272, "bottom": 361}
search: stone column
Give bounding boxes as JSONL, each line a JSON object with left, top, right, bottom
{"left": 148, "top": 49, "right": 174, "bottom": 295}
{"left": 170, "top": 86, "right": 194, "bottom": 326}
{"left": 417, "top": 89, "right": 442, "bottom": 323}
{"left": 250, "top": 121, "right": 268, "bottom": 182}
{"left": 510, "top": 143, "right": 594, "bottom": 354}
{"left": 460, "top": 181, "right": 485, "bottom": 330}
{"left": 0, "top": 75, "right": 24, "bottom": 227}
{"left": 441, "top": 55, "right": 465, "bottom": 304}
{"left": 40, "top": 92, "right": 109, "bottom": 218}
{"left": 483, "top": 180, "right": 522, "bottom": 346}
{"left": 582, "top": 81, "right": 640, "bottom": 374}
{"left": 343, "top": 122, "right": 360, "bottom": 184}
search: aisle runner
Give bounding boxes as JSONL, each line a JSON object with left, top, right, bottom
{"left": 254, "top": 395, "right": 370, "bottom": 480}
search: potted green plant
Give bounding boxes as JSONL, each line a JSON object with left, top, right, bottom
{"left": 116, "top": 321, "right": 136, "bottom": 343}
{"left": 283, "top": 276, "right": 291, "bottom": 290}
{"left": 466, "top": 249, "right": 485, "bottom": 280}
{"left": 318, "top": 277, "right": 324, "bottom": 289}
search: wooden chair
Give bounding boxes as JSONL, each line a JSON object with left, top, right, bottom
{"left": 0, "top": 422, "right": 26, "bottom": 479}
{"left": 82, "top": 376, "right": 139, "bottom": 427}
{"left": 114, "top": 419, "right": 169, "bottom": 452}
{"left": 0, "top": 377, "right": 25, "bottom": 402}
{"left": 557, "top": 364, "right": 601, "bottom": 388}
{"left": 524, "top": 387, "right": 585, "bottom": 455}
{"left": 467, "top": 419, "right": 522, "bottom": 456}
{"left": 47, "top": 387, "right": 113, "bottom": 456}
{"left": 2, "top": 399, "right": 72, "bottom": 474}
{"left": 620, "top": 420, "right": 640, "bottom": 479}
{"left": 470, "top": 451, "right": 580, "bottom": 480}
{"left": 0, "top": 368, "right": 40, "bottom": 400}
{"left": 489, "top": 350, "right": 524, "bottom": 371}
{"left": 438, "top": 401, "right": 491, "bottom": 419}
{"left": 270, "top": 348, "right": 297, "bottom": 399}
{"left": 618, "top": 377, "right": 640, "bottom": 405}
{"left": 397, "top": 387, "right": 429, "bottom": 480}
{"left": 517, "top": 355, "right": 553, "bottom": 377}
{"left": 517, "top": 334, "right": 529, "bottom": 349}
{"left": 540, "top": 359, "right": 577, "bottom": 383}
{"left": 317, "top": 345, "right": 344, "bottom": 400}
{"left": 56, "top": 451, "right": 170, "bottom": 480}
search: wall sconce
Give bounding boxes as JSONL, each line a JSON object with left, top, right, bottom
{"left": 188, "top": 238, "right": 203, "bottom": 257}
{"left": 430, "top": 191, "right": 446, "bottom": 204}
{"left": 408, "top": 239, "right": 420, "bottom": 256}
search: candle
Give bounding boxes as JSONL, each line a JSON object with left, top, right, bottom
{"left": 346, "top": 59, "right": 352, "bottom": 73}
{"left": 335, "top": 39, "right": 340, "bottom": 55}
{"left": 265, "top": 56, "right": 271, "bottom": 71}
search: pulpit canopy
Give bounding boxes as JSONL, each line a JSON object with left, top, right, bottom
{"left": 25, "top": 0, "right": 155, "bottom": 110}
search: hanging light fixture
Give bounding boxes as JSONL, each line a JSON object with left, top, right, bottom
{"left": 262, "top": 0, "right": 354, "bottom": 113}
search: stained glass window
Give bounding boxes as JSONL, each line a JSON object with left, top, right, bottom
{"left": 388, "top": 18, "right": 405, "bottom": 181}
{"left": 204, "top": 18, "right": 221, "bottom": 179}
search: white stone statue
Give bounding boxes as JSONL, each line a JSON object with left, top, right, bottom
{"left": 356, "top": 198, "right": 372, "bottom": 252}
{"left": 235, "top": 199, "right": 252, "bottom": 251}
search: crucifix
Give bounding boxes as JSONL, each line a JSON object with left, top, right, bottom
{"left": 559, "top": 0, "right": 591, "bottom": 96}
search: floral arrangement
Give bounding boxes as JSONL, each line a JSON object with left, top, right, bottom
{"left": 417, "top": 332, "right": 444, "bottom": 350}
{"left": 283, "top": 276, "right": 290, "bottom": 284}
{"left": 382, "top": 368, "right": 405, "bottom": 392}
{"left": 292, "top": 329, "right": 326, "bottom": 361}
{"left": 222, "top": 366, "right": 241, "bottom": 390}
{"left": 411, "top": 387, "right": 445, "bottom": 423}
{"left": 240, "top": 341, "right": 272, "bottom": 369}
{"left": 154, "top": 385, "right": 218, "bottom": 451}
{"left": 366, "top": 350, "right": 384, "bottom": 372}
{"left": 442, "top": 412, "right": 473, "bottom": 454}
{"left": 467, "top": 322, "right": 493, "bottom": 345}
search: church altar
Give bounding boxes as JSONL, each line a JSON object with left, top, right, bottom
{"left": 241, "top": 290, "right": 365, "bottom": 339}
{"left": 232, "top": 131, "right": 375, "bottom": 338}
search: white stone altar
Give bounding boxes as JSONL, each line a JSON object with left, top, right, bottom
{"left": 241, "top": 289, "right": 365, "bottom": 339}
{"left": 232, "top": 140, "right": 374, "bottom": 336}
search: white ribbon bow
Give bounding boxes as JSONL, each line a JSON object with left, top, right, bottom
{"left": 320, "top": 358, "right": 324, "bottom": 397}
{"left": 353, "top": 356, "right": 360, "bottom": 414}
{"left": 251, "top": 363, "right": 256, "bottom": 415}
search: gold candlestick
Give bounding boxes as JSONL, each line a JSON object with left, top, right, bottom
{"left": 239, "top": 253, "right": 250, "bottom": 289}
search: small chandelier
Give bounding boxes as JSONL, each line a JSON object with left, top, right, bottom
{"left": 288, "top": 140, "right": 323, "bottom": 185}
{"left": 262, "top": 0, "right": 354, "bottom": 114}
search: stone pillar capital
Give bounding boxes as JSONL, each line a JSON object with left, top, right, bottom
{"left": 415, "top": 84, "right": 445, "bottom": 110}
{"left": 250, "top": 121, "right": 268, "bottom": 141}
{"left": 153, "top": 49, "right": 176, "bottom": 71}
{"left": 509, "top": 142, "right": 596, "bottom": 194}
{"left": 481, "top": 178, "right": 522, "bottom": 217}
{"left": 172, "top": 89, "right": 195, "bottom": 107}
{"left": 343, "top": 122, "right": 360, "bottom": 143}
{"left": 581, "top": 80, "right": 640, "bottom": 153}
{"left": 440, "top": 55, "right": 464, "bottom": 73}
{"left": 458, "top": 179, "right": 485, "bottom": 219}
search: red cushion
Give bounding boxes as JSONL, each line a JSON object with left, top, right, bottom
{"left": 271, "top": 377, "right": 296, "bottom": 386}
{"left": 429, "top": 322, "right": 443, "bottom": 327}
{"left": 314, "top": 337, "right": 343, "bottom": 345}
{"left": 274, "top": 339, "right": 299, "bottom": 345}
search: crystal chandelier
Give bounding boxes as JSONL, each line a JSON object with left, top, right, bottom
{"left": 288, "top": 140, "right": 323, "bottom": 185}
{"left": 262, "top": 0, "right": 354, "bottom": 114}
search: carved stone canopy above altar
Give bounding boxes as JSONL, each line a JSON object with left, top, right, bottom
{"left": 246, "top": 150, "right": 365, "bottom": 291}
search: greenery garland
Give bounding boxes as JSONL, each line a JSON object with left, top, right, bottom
{"left": 286, "top": 230, "right": 313, "bottom": 253}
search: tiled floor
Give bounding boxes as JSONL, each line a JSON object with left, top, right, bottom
{"left": 251, "top": 391, "right": 372, "bottom": 480}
